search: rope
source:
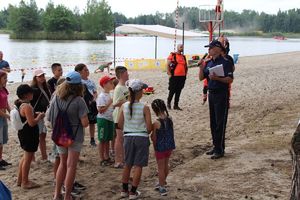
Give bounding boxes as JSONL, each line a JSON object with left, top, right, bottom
{"left": 174, "top": 0, "right": 179, "bottom": 51}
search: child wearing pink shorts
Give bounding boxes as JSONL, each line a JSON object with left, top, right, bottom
{"left": 151, "top": 99, "right": 176, "bottom": 196}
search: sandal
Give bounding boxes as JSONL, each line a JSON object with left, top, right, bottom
{"left": 113, "top": 163, "right": 124, "bottom": 169}
{"left": 21, "top": 181, "right": 41, "bottom": 189}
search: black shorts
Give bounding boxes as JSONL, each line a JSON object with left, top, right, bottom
{"left": 18, "top": 124, "right": 39, "bottom": 152}
{"left": 88, "top": 112, "right": 97, "bottom": 124}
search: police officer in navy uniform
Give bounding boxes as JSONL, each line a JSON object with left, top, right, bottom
{"left": 199, "top": 40, "right": 234, "bottom": 159}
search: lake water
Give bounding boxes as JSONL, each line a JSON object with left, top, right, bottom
{"left": 1, "top": 34, "right": 300, "bottom": 83}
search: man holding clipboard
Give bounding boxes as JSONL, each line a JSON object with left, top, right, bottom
{"left": 199, "top": 40, "right": 234, "bottom": 159}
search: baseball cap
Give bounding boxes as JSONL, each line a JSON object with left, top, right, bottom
{"left": 99, "top": 76, "right": 116, "bottom": 87}
{"left": 16, "top": 84, "right": 34, "bottom": 98}
{"left": 66, "top": 71, "right": 81, "bottom": 84}
{"left": 204, "top": 40, "right": 226, "bottom": 51}
{"left": 125, "top": 79, "right": 148, "bottom": 92}
{"left": 33, "top": 69, "right": 45, "bottom": 77}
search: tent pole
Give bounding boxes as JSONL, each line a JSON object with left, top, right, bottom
{"left": 155, "top": 36, "right": 158, "bottom": 59}
{"left": 182, "top": 22, "right": 185, "bottom": 54}
{"left": 114, "top": 22, "right": 116, "bottom": 68}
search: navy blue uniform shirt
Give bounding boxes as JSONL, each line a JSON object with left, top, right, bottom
{"left": 203, "top": 55, "right": 234, "bottom": 90}
{"left": 0, "top": 60, "right": 9, "bottom": 70}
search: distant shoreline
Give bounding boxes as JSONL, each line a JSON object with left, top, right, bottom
{"left": 1, "top": 29, "right": 300, "bottom": 40}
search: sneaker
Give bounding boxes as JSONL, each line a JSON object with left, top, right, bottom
{"left": 120, "top": 190, "right": 129, "bottom": 198}
{"left": 154, "top": 182, "right": 168, "bottom": 190}
{"left": 159, "top": 186, "right": 168, "bottom": 196}
{"left": 0, "top": 166, "right": 5, "bottom": 170}
{"left": 62, "top": 186, "right": 82, "bottom": 198}
{"left": 129, "top": 191, "right": 141, "bottom": 200}
{"left": 73, "top": 181, "right": 86, "bottom": 191}
{"left": 0, "top": 160, "right": 12, "bottom": 166}
{"left": 90, "top": 139, "right": 96, "bottom": 147}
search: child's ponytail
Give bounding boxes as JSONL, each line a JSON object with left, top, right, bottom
{"left": 128, "top": 87, "right": 135, "bottom": 118}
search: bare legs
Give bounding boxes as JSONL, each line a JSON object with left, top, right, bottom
{"left": 39, "top": 132, "right": 47, "bottom": 160}
{"left": 54, "top": 151, "right": 80, "bottom": 200}
{"left": 156, "top": 157, "right": 169, "bottom": 186}
{"left": 114, "top": 129, "right": 124, "bottom": 166}
{"left": 122, "top": 165, "right": 142, "bottom": 189}
{"left": 17, "top": 151, "right": 36, "bottom": 188}
{"left": 98, "top": 142, "right": 109, "bottom": 161}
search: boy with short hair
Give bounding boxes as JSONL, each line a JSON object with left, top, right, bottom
{"left": 96, "top": 76, "right": 116, "bottom": 166}
{"left": 113, "top": 66, "right": 129, "bottom": 168}
{"left": 47, "top": 63, "right": 63, "bottom": 94}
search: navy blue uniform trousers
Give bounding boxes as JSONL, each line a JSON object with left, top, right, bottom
{"left": 208, "top": 90, "right": 229, "bottom": 154}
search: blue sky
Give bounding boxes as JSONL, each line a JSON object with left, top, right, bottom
{"left": 1, "top": 0, "right": 299, "bottom": 17}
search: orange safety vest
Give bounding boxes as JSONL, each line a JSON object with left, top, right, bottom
{"left": 167, "top": 53, "right": 187, "bottom": 76}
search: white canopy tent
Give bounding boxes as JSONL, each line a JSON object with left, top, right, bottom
{"left": 116, "top": 24, "right": 208, "bottom": 39}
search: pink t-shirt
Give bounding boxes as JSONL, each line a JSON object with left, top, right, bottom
{"left": 0, "top": 87, "right": 9, "bottom": 109}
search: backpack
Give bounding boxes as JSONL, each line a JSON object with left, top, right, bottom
{"left": 10, "top": 104, "right": 27, "bottom": 131}
{"left": 168, "top": 52, "right": 187, "bottom": 76}
{"left": 51, "top": 97, "right": 78, "bottom": 148}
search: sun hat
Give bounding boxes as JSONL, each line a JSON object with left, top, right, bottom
{"left": 33, "top": 69, "right": 45, "bottom": 77}
{"left": 99, "top": 76, "right": 116, "bottom": 87}
{"left": 65, "top": 71, "right": 81, "bottom": 84}
{"left": 125, "top": 79, "right": 148, "bottom": 92}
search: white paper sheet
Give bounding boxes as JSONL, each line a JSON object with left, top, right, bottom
{"left": 208, "top": 64, "right": 224, "bottom": 77}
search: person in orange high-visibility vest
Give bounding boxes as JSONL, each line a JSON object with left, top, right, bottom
{"left": 166, "top": 44, "right": 187, "bottom": 110}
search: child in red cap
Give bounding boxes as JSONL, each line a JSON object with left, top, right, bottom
{"left": 96, "top": 76, "right": 116, "bottom": 166}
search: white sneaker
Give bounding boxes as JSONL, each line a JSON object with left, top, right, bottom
{"left": 120, "top": 190, "right": 129, "bottom": 198}
{"left": 129, "top": 190, "right": 141, "bottom": 200}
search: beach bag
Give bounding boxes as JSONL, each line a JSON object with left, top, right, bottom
{"left": 10, "top": 104, "right": 27, "bottom": 131}
{"left": 51, "top": 97, "right": 78, "bottom": 148}
{"left": 0, "top": 181, "right": 12, "bottom": 200}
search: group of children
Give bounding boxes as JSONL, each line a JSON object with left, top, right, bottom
{"left": 96, "top": 66, "right": 176, "bottom": 198}
{"left": 0, "top": 63, "right": 177, "bottom": 199}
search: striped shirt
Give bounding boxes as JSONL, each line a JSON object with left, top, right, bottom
{"left": 123, "top": 102, "right": 148, "bottom": 137}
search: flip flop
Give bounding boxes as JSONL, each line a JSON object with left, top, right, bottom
{"left": 22, "top": 181, "right": 41, "bottom": 189}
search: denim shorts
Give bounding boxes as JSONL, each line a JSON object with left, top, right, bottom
{"left": 0, "top": 117, "right": 8, "bottom": 145}
{"left": 57, "top": 142, "right": 83, "bottom": 154}
{"left": 38, "top": 120, "right": 47, "bottom": 134}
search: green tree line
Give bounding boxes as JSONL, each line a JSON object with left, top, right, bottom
{"left": 0, "top": 0, "right": 114, "bottom": 40}
{"left": 0, "top": 1, "right": 299, "bottom": 39}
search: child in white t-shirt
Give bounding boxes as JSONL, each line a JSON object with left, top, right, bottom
{"left": 97, "top": 76, "right": 116, "bottom": 166}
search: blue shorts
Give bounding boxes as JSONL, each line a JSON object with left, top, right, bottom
{"left": 0, "top": 117, "right": 8, "bottom": 145}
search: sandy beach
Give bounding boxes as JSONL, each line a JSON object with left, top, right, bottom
{"left": 1, "top": 51, "right": 300, "bottom": 199}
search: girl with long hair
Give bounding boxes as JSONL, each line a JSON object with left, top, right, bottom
{"left": 48, "top": 71, "right": 89, "bottom": 200}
